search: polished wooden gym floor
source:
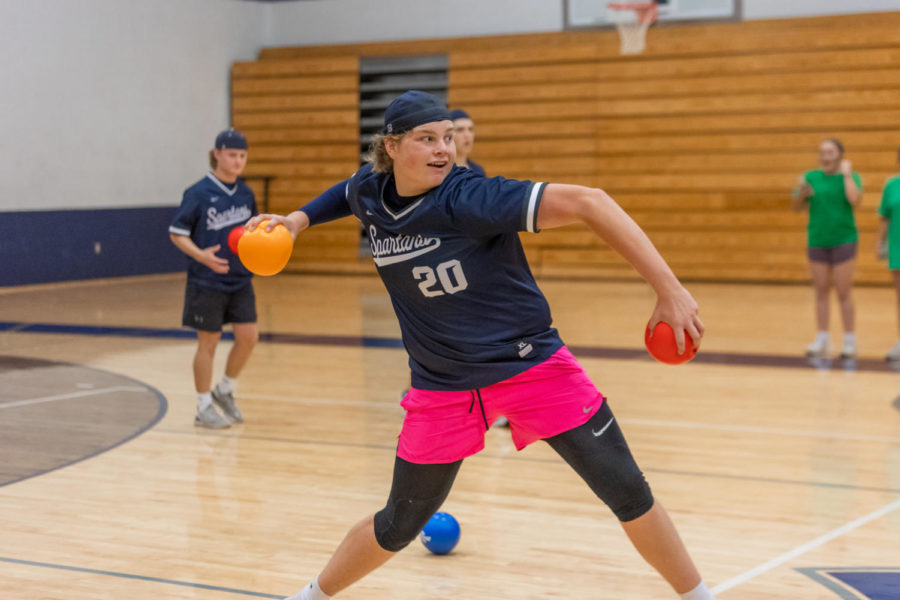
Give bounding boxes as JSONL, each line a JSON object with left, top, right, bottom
{"left": 1, "top": 273, "right": 899, "bottom": 599}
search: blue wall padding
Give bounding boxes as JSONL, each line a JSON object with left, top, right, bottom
{"left": 0, "top": 207, "right": 186, "bottom": 286}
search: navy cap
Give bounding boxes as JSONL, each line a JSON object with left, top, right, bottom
{"left": 215, "top": 128, "right": 248, "bottom": 150}
{"left": 383, "top": 90, "right": 452, "bottom": 135}
{"left": 449, "top": 109, "right": 471, "bottom": 121}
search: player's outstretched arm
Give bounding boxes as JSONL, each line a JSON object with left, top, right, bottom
{"left": 247, "top": 179, "right": 352, "bottom": 238}
{"left": 537, "top": 183, "right": 704, "bottom": 351}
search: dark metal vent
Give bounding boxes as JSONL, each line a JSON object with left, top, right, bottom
{"left": 358, "top": 55, "right": 449, "bottom": 163}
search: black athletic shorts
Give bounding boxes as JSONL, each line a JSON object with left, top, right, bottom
{"left": 182, "top": 280, "right": 257, "bottom": 332}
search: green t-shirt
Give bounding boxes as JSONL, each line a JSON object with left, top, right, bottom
{"left": 804, "top": 169, "right": 862, "bottom": 248}
{"left": 878, "top": 175, "right": 900, "bottom": 269}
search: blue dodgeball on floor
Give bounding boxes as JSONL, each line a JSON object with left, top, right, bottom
{"left": 420, "top": 512, "right": 460, "bottom": 555}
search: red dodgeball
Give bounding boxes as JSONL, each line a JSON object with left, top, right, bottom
{"left": 227, "top": 225, "right": 244, "bottom": 254}
{"left": 644, "top": 321, "right": 697, "bottom": 365}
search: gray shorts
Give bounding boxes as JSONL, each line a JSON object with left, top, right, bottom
{"left": 808, "top": 242, "right": 857, "bottom": 265}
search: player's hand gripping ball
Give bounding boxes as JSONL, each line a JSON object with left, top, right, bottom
{"left": 419, "top": 512, "right": 460, "bottom": 555}
{"left": 237, "top": 219, "right": 293, "bottom": 276}
{"left": 227, "top": 225, "right": 244, "bottom": 254}
{"left": 645, "top": 321, "right": 697, "bottom": 365}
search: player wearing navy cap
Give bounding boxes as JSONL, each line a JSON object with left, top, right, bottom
{"left": 449, "top": 108, "right": 485, "bottom": 176}
{"left": 251, "top": 91, "right": 714, "bottom": 600}
{"left": 169, "top": 128, "right": 259, "bottom": 429}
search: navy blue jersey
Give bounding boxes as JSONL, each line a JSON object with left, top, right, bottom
{"left": 303, "top": 165, "right": 562, "bottom": 391}
{"left": 169, "top": 173, "right": 258, "bottom": 292}
{"left": 466, "top": 160, "right": 486, "bottom": 177}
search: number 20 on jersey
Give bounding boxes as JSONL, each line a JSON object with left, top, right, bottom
{"left": 413, "top": 260, "right": 468, "bottom": 297}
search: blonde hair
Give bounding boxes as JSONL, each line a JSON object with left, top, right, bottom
{"left": 366, "top": 133, "right": 405, "bottom": 173}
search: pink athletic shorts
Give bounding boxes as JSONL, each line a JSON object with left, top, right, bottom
{"left": 397, "top": 347, "right": 604, "bottom": 464}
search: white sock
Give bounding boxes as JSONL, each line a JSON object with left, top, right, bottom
{"left": 843, "top": 332, "right": 856, "bottom": 344}
{"left": 218, "top": 375, "right": 237, "bottom": 394}
{"left": 197, "top": 392, "right": 213, "bottom": 411}
{"left": 680, "top": 580, "right": 715, "bottom": 600}
{"left": 815, "top": 330, "right": 830, "bottom": 342}
{"left": 287, "top": 576, "right": 330, "bottom": 600}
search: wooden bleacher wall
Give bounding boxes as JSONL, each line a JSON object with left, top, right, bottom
{"left": 231, "top": 11, "right": 900, "bottom": 284}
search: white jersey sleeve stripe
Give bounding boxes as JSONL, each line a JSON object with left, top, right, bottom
{"left": 345, "top": 170, "right": 358, "bottom": 200}
{"left": 526, "top": 182, "right": 545, "bottom": 233}
{"left": 168, "top": 226, "right": 191, "bottom": 236}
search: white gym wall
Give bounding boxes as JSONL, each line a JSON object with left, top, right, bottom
{"left": 0, "top": 0, "right": 263, "bottom": 212}
{"left": 743, "top": 0, "right": 900, "bottom": 20}
{"left": 264, "top": 0, "right": 900, "bottom": 48}
{"left": 2, "top": 0, "right": 896, "bottom": 212}
{"left": 263, "top": 0, "right": 563, "bottom": 47}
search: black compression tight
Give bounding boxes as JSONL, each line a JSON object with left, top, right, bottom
{"left": 372, "top": 400, "right": 653, "bottom": 551}
{"left": 544, "top": 400, "right": 654, "bottom": 522}
{"left": 373, "top": 457, "right": 462, "bottom": 551}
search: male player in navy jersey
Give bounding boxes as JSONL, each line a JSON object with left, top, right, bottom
{"left": 452, "top": 107, "right": 509, "bottom": 429}
{"left": 249, "top": 91, "right": 714, "bottom": 600}
{"left": 450, "top": 108, "right": 485, "bottom": 176}
{"left": 396, "top": 107, "right": 493, "bottom": 410}
{"left": 169, "top": 129, "right": 259, "bottom": 429}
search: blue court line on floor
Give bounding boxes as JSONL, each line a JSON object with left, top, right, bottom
{"left": 0, "top": 357, "right": 169, "bottom": 489}
{"left": 0, "top": 321, "right": 205, "bottom": 340}
{"left": 796, "top": 567, "right": 900, "bottom": 600}
{"left": 157, "top": 428, "right": 900, "bottom": 495}
{"left": 0, "top": 556, "right": 282, "bottom": 598}
{"left": 795, "top": 568, "right": 860, "bottom": 600}
{"left": 3, "top": 320, "right": 898, "bottom": 373}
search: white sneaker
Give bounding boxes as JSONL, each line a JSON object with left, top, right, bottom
{"left": 805, "top": 337, "right": 829, "bottom": 358}
{"left": 194, "top": 404, "right": 231, "bottom": 429}
{"left": 839, "top": 339, "right": 856, "bottom": 359}
{"left": 211, "top": 385, "right": 243, "bottom": 423}
{"left": 886, "top": 341, "right": 900, "bottom": 362}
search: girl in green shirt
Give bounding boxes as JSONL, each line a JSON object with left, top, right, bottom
{"left": 878, "top": 148, "right": 900, "bottom": 360}
{"left": 792, "top": 139, "right": 863, "bottom": 358}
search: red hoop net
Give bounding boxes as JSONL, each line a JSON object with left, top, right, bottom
{"left": 607, "top": 2, "right": 658, "bottom": 55}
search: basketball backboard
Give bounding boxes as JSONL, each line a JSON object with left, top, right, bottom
{"left": 565, "top": 0, "right": 739, "bottom": 27}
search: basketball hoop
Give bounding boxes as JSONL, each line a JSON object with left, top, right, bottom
{"left": 607, "top": 2, "right": 658, "bottom": 55}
